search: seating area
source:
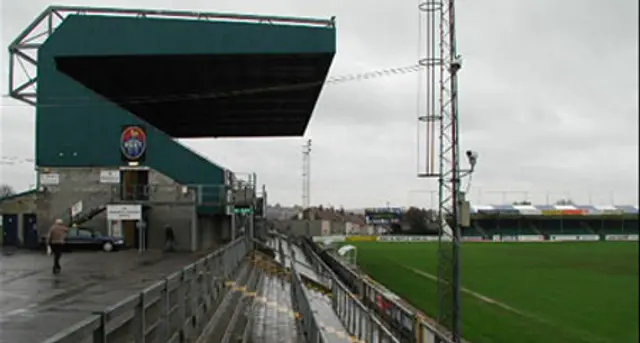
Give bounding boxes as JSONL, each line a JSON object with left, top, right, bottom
{"left": 471, "top": 217, "right": 639, "bottom": 237}
{"left": 595, "top": 219, "right": 639, "bottom": 234}
{"left": 462, "top": 225, "right": 486, "bottom": 237}
{"left": 471, "top": 219, "right": 541, "bottom": 237}
{"left": 534, "top": 219, "right": 593, "bottom": 235}
{"left": 622, "top": 220, "right": 639, "bottom": 234}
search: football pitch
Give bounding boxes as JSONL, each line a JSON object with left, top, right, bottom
{"left": 344, "top": 242, "right": 638, "bottom": 343}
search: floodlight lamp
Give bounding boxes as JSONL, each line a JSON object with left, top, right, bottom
{"left": 466, "top": 150, "right": 478, "bottom": 169}
{"left": 450, "top": 55, "right": 463, "bottom": 73}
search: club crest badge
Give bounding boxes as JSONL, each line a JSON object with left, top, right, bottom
{"left": 121, "top": 126, "right": 147, "bottom": 161}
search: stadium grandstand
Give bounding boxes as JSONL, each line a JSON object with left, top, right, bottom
{"left": 464, "top": 204, "right": 639, "bottom": 241}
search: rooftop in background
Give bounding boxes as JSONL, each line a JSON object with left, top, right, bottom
{"left": 0, "top": 189, "right": 37, "bottom": 203}
{"left": 471, "top": 204, "right": 639, "bottom": 215}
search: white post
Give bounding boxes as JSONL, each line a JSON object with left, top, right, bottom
{"left": 353, "top": 247, "right": 358, "bottom": 267}
{"left": 137, "top": 220, "right": 143, "bottom": 254}
{"left": 191, "top": 208, "right": 197, "bottom": 252}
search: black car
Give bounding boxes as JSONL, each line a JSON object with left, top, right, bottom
{"left": 40, "top": 227, "right": 125, "bottom": 252}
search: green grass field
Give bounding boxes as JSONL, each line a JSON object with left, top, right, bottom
{"left": 345, "top": 242, "right": 638, "bottom": 343}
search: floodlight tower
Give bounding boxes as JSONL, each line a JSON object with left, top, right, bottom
{"left": 417, "top": 0, "right": 468, "bottom": 342}
{"left": 302, "top": 139, "right": 312, "bottom": 210}
{"left": 302, "top": 139, "right": 312, "bottom": 236}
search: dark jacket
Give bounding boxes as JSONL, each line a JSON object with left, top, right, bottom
{"left": 165, "top": 226, "right": 175, "bottom": 241}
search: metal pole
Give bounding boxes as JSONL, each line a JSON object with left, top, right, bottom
{"left": 231, "top": 213, "right": 236, "bottom": 241}
{"left": 137, "top": 219, "right": 148, "bottom": 254}
{"left": 302, "top": 139, "right": 312, "bottom": 236}
{"left": 191, "top": 209, "right": 197, "bottom": 251}
{"left": 418, "top": 0, "right": 463, "bottom": 340}
{"left": 250, "top": 173, "right": 257, "bottom": 241}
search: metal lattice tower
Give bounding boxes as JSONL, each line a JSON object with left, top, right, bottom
{"left": 418, "top": 0, "right": 463, "bottom": 342}
{"left": 302, "top": 139, "right": 312, "bottom": 210}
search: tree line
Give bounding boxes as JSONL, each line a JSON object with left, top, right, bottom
{"left": 0, "top": 184, "right": 15, "bottom": 198}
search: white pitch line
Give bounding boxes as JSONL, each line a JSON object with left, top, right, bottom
{"left": 403, "top": 265, "right": 607, "bottom": 342}
{"left": 405, "top": 265, "right": 533, "bottom": 317}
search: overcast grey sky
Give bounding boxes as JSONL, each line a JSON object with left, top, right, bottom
{"left": 0, "top": 0, "right": 638, "bottom": 208}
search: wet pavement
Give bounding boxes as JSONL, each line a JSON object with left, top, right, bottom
{"left": 2, "top": 240, "right": 353, "bottom": 343}
{"left": 248, "top": 272, "right": 305, "bottom": 343}
{"left": 0, "top": 249, "right": 216, "bottom": 343}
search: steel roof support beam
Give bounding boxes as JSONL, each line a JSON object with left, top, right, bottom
{"left": 7, "top": 5, "right": 335, "bottom": 107}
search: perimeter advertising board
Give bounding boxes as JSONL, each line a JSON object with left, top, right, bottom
{"left": 549, "top": 234, "right": 600, "bottom": 241}
{"left": 378, "top": 235, "right": 439, "bottom": 242}
{"left": 604, "top": 234, "right": 639, "bottom": 241}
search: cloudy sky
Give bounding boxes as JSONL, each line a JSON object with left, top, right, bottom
{"left": 0, "top": 0, "right": 638, "bottom": 208}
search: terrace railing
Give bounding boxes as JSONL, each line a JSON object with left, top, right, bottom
{"left": 331, "top": 273, "right": 400, "bottom": 343}
{"left": 290, "top": 258, "right": 330, "bottom": 343}
{"left": 300, "top": 237, "right": 454, "bottom": 343}
{"left": 39, "top": 237, "right": 249, "bottom": 343}
{"left": 296, "top": 239, "right": 400, "bottom": 343}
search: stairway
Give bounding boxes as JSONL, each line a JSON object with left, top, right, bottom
{"left": 70, "top": 204, "right": 107, "bottom": 226}
{"left": 527, "top": 221, "right": 544, "bottom": 235}
{"left": 579, "top": 220, "right": 596, "bottom": 235}
{"left": 473, "top": 221, "right": 489, "bottom": 237}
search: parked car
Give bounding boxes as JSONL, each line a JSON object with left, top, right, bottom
{"left": 40, "top": 227, "right": 125, "bottom": 252}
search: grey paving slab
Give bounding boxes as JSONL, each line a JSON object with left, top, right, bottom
{"left": 306, "top": 285, "right": 351, "bottom": 343}
{"left": 0, "top": 249, "right": 216, "bottom": 343}
{"left": 249, "top": 273, "right": 304, "bottom": 343}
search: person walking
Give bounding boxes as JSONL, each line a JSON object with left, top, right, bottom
{"left": 164, "top": 225, "right": 176, "bottom": 252}
{"left": 47, "top": 219, "right": 68, "bottom": 275}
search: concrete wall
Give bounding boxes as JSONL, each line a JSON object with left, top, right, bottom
{"left": 36, "top": 167, "right": 114, "bottom": 235}
{"left": 146, "top": 204, "right": 194, "bottom": 251}
{"left": 272, "top": 219, "right": 349, "bottom": 237}
{"left": 233, "top": 188, "right": 255, "bottom": 207}
{"left": 273, "top": 219, "right": 351, "bottom": 236}
{"left": 197, "top": 215, "right": 229, "bottom": 251}
{"left": 32, "top": 167, "right": 233, "bottom": 252}
{"left": 144, "top": 169, "right": 196, "bottom": 252}
{"left": 0, "top": 192, "right": 37, "bottom": 214}
{"left": 35, "top": 167, "right": 194, "bottom": 249}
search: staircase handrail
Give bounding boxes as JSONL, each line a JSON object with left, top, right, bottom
{"left": 67, "top": 189, "right": 115, "bottom": 226}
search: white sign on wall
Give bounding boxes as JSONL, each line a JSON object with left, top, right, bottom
{"left": 99, "top": 170, "right": 120, "bottom": 184}
{"left": 39, "top": 173, "right": 60, "bottom": 185}
{"left": 107, "top": 204, "right": 142, "bottom": 220}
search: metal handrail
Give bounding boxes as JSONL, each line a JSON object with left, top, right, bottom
{"left": 290, "top": 259, "right": 329, "bottom": 343}
{"left": 300, "top": 238, "right": 454, "bottom": 343}
{"left": 39, "top": 237, "right": 249, "bottom": 343}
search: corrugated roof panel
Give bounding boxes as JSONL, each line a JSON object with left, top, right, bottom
{"left": 513, "top": 205, "right": 542, "bottom": 215}
{"left": 469, "top": 204, "right": 639, "bottom": 216}
{"left": 615, "top": 205, "right": 639, "bottom": 214}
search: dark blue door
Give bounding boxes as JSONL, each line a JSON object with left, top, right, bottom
{"left": 22, "top": 213, "right": 39, "bottom": 249}
{"left": 2, "top": 214, "right": 19, "bottom": 247}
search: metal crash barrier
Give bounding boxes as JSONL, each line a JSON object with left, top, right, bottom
{"left": 296, "top": 238, "right": 399, "bottom": 343}
{"left": 330, "top": 264, "right": 400, "bottom": 343}
{"left": 300, "top": 237, "right": 453, "bottom": 343}
{"left": 290, "top": 260, "right": 329, "bottom": 343}
{"left": 40, "top": 237, "right": 249, "bottom": 343}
